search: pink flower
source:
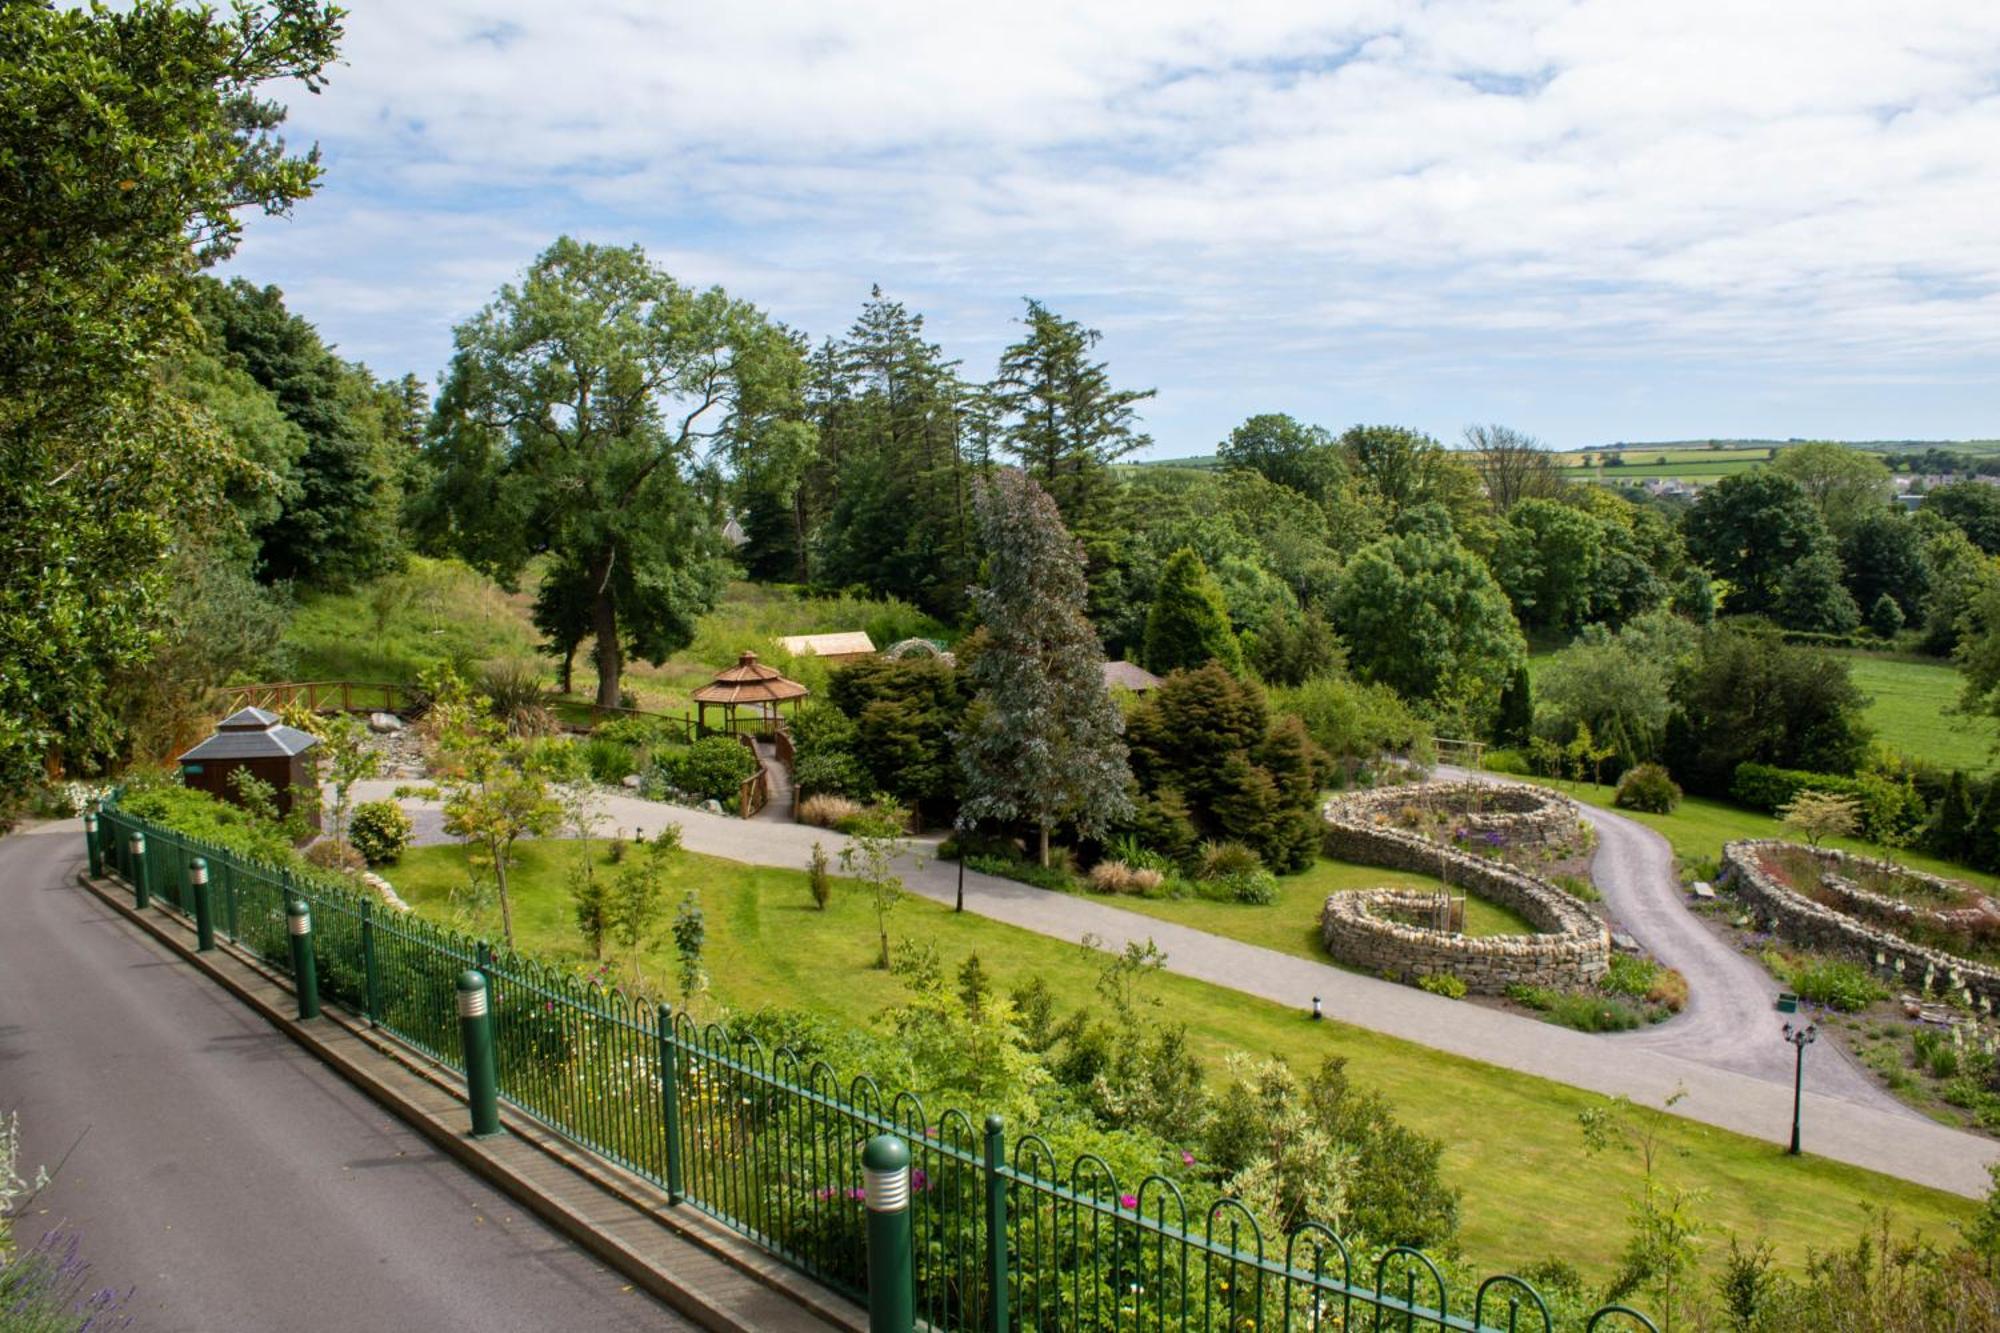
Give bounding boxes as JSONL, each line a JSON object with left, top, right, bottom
{"left": 1179, "top": 1150, "right": 1196, "bottom": 1168}
{"left": 1119, "top": 1194, "right": 1139, "bottom": 1210}
{"left": 848, "top": 1187, "right": 866, "bottom": 1201}
{"left": 911, "top": 1169, "right": 929, "bottom": 1192}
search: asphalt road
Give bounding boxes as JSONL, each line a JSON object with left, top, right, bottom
{"left": 0, "top": 820, "right": 690, "bottom": 1333}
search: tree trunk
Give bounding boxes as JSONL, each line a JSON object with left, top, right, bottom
{"left": 590, "top": 551, "right": 622, "bottom": 707}
{"left": 1038, "top": 822, "right": 1050, "bottom": 868}
{"left": 557, "top": 642, "right": 575, "bottom": 696}
{"left": 494, "top": 843, "right": 516, "bottom": 948}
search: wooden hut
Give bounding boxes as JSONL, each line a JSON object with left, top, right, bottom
{"left": 775, "top": 631, "right": 876, "bottom": 666}
{"left": 177, "top": 707, "right": 322, "bottom": 829}
{"left": 691, "top": 652, "right": 809, "bottom": 737}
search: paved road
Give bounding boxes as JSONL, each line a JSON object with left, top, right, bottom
{"left": 1438, "top": 768, "right": 1910, "bottom": 1114}
{"left": 0, "top": 821, "right": 690, "bottom": 1333}
{"left": 355, "top": 778, "right": 2000, "bottom": 1196}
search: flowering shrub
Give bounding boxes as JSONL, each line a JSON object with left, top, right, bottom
{"left": 349, "top": 799, "right": 413, "bottom": 865}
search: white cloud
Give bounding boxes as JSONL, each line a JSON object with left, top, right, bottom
{"left": 225, "top": 0, "right": 2000, "bottom": 449}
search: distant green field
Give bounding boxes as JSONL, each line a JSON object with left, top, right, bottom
{"left": 1526, "top": 644, "right": 1997, "bottom": 774}
{"left": 1839, "top": 651, "right": 1996, "bottom": 773}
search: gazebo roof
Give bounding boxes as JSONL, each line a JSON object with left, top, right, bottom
{"left": 690, "top": 651, "right": 810, "bottom": 707}
{"left": 178, "top": 707, "right": 320, "bottom": 761}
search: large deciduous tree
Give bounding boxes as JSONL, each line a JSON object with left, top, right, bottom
{"left": 1682, "top": 471, "right": 1828, "bottom": 615}
{"left": 0, "top": 0, "right": 342, "bottom": 788}
{"left": 426, "top": 238, "right": 805, "bottom": 706}
{"left": 1463, "top": 423, "right": 1563, "bottom": 514}
{"left": 1769, "top": 443, "right": 1892, "bottom": 539}
{"left": 957, "top": 469, "right": 1133, "bottom": 865}
{"left": 1218, "top": 414, "right": 1343, "bottom": 499}
{"left": 1331, "top": 507, "right": 1525, "bottom": 725}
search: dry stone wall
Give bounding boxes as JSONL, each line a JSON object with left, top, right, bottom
{"left": 1325, "top": 780, "right": 1590, "bottom": 855}
{"left": 1319, "top": 783, "right": 1610, "bottom": 994}
{"left": 1722, "top": 841, "right": 2000, "bottom": 1010}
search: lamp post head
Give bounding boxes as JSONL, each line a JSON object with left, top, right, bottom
{"left": 1782, "top": 1021, "right": 1818, "bottom": 1047}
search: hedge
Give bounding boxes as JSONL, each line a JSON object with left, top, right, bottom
{"left": 1729, "top": 761, "right": 1922, "bottom": 839}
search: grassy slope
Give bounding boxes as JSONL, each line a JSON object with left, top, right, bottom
{"left": 283, "top": 564, "right": 946, "bottom": 715}
{"left": 1836, "top": 650, "right": 1996, "bottom": 773}
{"left": 385, "top": 839, "right": 1973, "bottom": 1281}
{"left": 1105, "top": 856, "right": 1535, "bottom": 963}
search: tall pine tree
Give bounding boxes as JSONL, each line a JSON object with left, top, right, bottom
{"left": 1143, "top": 546, "right": 1241, "bottom": 675}
{"left": 958, "top": 469, "right": 1133, "bottom": 865}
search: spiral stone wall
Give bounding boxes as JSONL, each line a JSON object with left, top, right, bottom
{"left": 1325, "top": 781, "right": 1590, "bottom": 854}
{"left": 1721, "top": 840, "right": 2000, "bottom": 1009}
{"left": 1319, "top": 784, "right": 1611, "bottom": 994}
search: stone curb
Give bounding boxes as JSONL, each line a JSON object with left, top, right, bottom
{"left": 74, "top": 867, "right": 864, "bottom": 1333}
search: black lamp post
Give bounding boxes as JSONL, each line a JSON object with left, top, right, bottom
{"left": 1782, "top": 1021, "right": 1817, "bottom": 1155}
{"left": 954, "top": 817, "right": 967, "bottom": 913}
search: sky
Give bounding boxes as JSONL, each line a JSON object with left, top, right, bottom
{"left": 224, "top": 1, "right": 2000, "bottom": 457}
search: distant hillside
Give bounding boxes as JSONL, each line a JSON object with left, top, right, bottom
{"left": 1567, "top": 438, "right": 2000, "bottom": 456}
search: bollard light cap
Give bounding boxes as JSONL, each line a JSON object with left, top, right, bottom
{"left": 189, "top": 857, "right": 208, "bottom": 885}
{"left": 862, "top": 1134, "right": 910, "bottom": 1212}
{"left": 457, "top": 969, "right": 488, "bottom": 993}
{"left": 129, "top": 831, "right": 145, "bottom": 849}
{"left": 456, "top": 970, "right": 489, "bottom": 1019}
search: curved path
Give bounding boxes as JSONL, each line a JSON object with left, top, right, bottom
{"left": 1440, "top": 768, "right": 1911, "bottom": 1116}
{"left": 351, "top": 779, "right": 1998, "bottom": 1198}
{"left": 0, "top": 821, "right": 689, "bottom": 1333}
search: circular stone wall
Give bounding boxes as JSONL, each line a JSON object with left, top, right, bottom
{"left": 1324, "top": 780, "right": 1590, "bottom": 856}
{"left": 1319, "top": 783, "right": 1610, "bottom": 994}
{"left": 1721, "top": 840, "right": 2000, "bottom": 1009}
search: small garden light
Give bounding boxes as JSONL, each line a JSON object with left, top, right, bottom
{"left": 1311, "top": 995, "right": 1322, "bottom": 1021}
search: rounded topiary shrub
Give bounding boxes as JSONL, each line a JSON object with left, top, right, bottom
{"left": 349, "top": 799, "right": 413, "bottom": 865}
{"left": 1614, "top": 763, "right": 1682, "bottom": 814}
{"left": 653, "top": 735, "right": 761, "bottom": 803}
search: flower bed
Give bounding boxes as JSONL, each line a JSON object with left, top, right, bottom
{"left": 1324, "top": 780, "right": 1591, "bottom": 858}
{"left": 1721, "top": 840, "right": 2000, "bottom": 1011}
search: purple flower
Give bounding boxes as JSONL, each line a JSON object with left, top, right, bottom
{"left": 912, "top": 1168, "right": 930, "bottom": 1192}
{"left": 1483, "top": 830, "right": 1506, "bottom": 847}
{"left": 1119, "top": 1193, "right": 1139, "bottom": 1210}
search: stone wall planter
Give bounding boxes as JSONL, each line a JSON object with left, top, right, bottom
{"left": 1720, "top": 840, "right": 2000, "bottom": 1010}
{"left": 1320, "top": 782, "right": 1610, "bottom": 994}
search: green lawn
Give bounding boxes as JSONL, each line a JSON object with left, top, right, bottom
{"left": 384, "top": 839, "right": 1975, "bottom": 1283}
{"left": 1101, "top": 856, "right": 1537, "bottom": 964}
{"left": 1837, "top": 650, "right": 1996, "bottom": 773}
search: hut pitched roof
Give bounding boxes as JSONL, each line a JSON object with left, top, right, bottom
{"left": 690, "top": 652, "right": 810, "bottom": 707}
{"left": 776, "top": 631, "right": 875, "bottom": 658}
{"left": 178, "top": 707, "right": 320, "bottom": 761}
{"left": 1101, "top": 660, "right": 1164, "bottom": 693}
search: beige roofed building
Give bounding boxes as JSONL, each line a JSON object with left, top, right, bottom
{"left": 776, "top": 631, "right": 876, "bottom": 664}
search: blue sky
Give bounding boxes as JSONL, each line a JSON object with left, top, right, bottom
{"left": 225, "top": 1, "right": 2000, "bottom": 456}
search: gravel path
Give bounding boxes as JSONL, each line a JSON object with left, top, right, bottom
{"left": 350, "top": 778, "right": 1998, "bottom": 1196}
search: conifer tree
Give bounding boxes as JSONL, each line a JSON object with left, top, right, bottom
{"left": 1143, "top": 547, "right": 1242, "bottom": 676}
{"left": 958, "top": 469, "right": 1133, "bottom": 866}
{"left": 1495, "top": 664, "right": 1534, "bottom": 747}
{"left": 1970, "top": 780, "right": 2000, "bottom": 873}
{"left": 1932, "top": 771, "right": 1975, "bottom": 861}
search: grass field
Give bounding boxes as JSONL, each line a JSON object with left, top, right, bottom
{"left": 384, "top": 838, "right": 1975, "bottom": 1283}
{"left": 1837, "top": 650, "right": 1996, "bottom": 772}
{"left": 284, "top": 563, "right": 946, "bottom": 714}
{"left": 1102, "top": 855, "right": 1536, "bottom": 962}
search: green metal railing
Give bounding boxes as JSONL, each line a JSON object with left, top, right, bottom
{"left": 88, "top": 802, "right": 1657, "bottom": 1333}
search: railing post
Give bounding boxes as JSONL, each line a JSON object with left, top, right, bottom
{"left": 361, "top": 899, "right": 382, "bottom": 1027}
{"left": 984, "top": 1115, "right": 1009, "bottom": 1333}
{"left": 458, "top": 971, "right": 501, "bottom": 1138}
{"left": 190, "top": 857, "right": 214, "bottom": 952}
{"left": 84, "top": 811, "right": 102, "bottom": 878}
{"left": 657, "top": 1004, "right": 685, "bottom": 1204}
{"left": 287, "top": 899, "right": 321, "bottom": 1019}
{"left": 129, "top": 831, "right": 150, "bottom": 909}
{"left": 863, "top": 1134, "right": 914, "bottom": 1333}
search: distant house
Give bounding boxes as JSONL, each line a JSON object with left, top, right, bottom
{"left": 1102, "top": 660, "right": 1163, "bottom": 694}
{"left": 776, "top": 631, "right": 876, "bottom": 665}
{"left": 720, "top": 515, "right": 747, "bottom": 548}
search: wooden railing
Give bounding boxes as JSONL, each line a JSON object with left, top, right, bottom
{"left": 1434, "top": 736, "right": 1487, "bottom": 769}
{"left": 218, "top": 680, "right": 421, "bottom": 716}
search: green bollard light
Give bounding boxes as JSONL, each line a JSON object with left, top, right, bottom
{"left": 863, "top": 1134, "right": 915, "bottom": 1333}
{"left": 287, "top": 899, "right": 320, "bottom": 1019}
{"left": 189, "top": 857, "right": 215, "bottom": 952}
{"left": 84, "top": 811, "right": 102, "bottom": 878}
{"left": 457, "top": 970, "right": 501, "bottom": 1138}
{"left": 129, "top": 831, "right": 149, "bottom": 909}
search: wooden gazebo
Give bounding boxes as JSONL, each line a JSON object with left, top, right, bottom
{"left": 691, "top": 651, "right": 808, "bottom": 737}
